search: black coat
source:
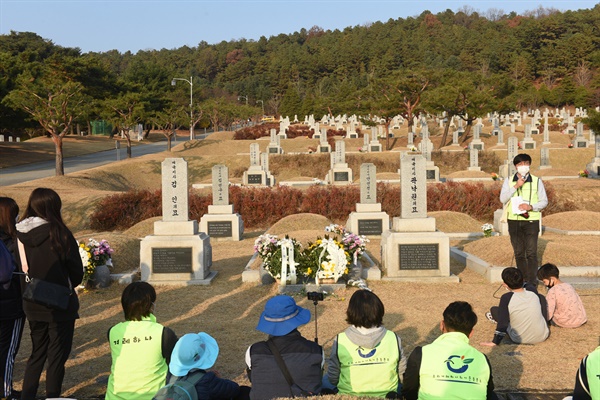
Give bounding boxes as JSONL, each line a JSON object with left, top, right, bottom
{"left": 0, "top": 230, "right": 24, "bottom": 321}
{"left": 16, "top": 221, "right": 84, "bottom": 322}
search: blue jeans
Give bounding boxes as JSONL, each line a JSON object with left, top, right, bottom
{"left": 507, "top": 219, "right": 540, "bottom": 284}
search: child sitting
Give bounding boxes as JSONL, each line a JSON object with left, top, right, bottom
{"left": 168, "top": 332, "right": 249, "bottom": 400}
{"left": 537, "top": 263, "right": 587, "bottom": 328}
{"left": 481, "top": 267, "right": 549, "bottom": 346}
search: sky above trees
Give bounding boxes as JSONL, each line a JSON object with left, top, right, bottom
{"left": 1, "top": 0, "right": 596, "bottom": 53}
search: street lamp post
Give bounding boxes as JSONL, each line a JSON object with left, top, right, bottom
{"left": 256, "top": 100, "right": 264, "bottom": 115}
{"left": 171, "top": 76, "right": 194, "bottom": 140}
{"left": 238, "top": 95, "right": 248, "bottom": 105}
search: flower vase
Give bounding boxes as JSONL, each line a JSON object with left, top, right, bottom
{"left": 92, "top": 264, "right": 111, "bottom": 288}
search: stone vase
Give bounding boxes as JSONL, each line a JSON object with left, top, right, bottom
{"left": 92, "top": 264, "right": 111, "bottom": 288}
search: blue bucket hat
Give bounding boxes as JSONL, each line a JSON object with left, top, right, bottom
{"left": 256, "top": 295, "right": 311, "bottom": 336}
{"left": 169, "top": 332, "right": 219, "bottom": 377}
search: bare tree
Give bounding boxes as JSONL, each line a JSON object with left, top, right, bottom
{"left": 574, "top": 60, "right": 593, "bottom": 87}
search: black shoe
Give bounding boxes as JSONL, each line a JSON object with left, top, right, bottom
{"left": 8, "top": 390, "right": 21, "bottom": 400}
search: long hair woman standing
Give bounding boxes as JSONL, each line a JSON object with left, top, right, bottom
{"left": 15, "top": 188, "right": 83, "bottom": 400}
{"left": 0, "top": 197, "right": 25, "bottom": 400}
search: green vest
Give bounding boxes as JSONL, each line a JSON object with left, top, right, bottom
{"left": 337, "top": 330, "right": 399, "bottom": 397}
{"left": 419, "top": 332, "right": 490, "bottom": 400}
{"left": 584, "top": 346, "right": 600, "bottom": 399}
{"left": 507, "top": 174, "right": 541, "bottom": 221}
{"left": 106, "top": 314, "right": 168, "bottom": 400}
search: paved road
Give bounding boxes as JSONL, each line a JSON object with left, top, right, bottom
{"left": 0, "top": 134, "right": 208, "bottom": 187}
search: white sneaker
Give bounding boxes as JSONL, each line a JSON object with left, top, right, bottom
{"left": 485, "top": 312, "right": 497, "bottom": 323}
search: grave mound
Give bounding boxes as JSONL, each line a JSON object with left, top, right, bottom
{"left": 266, "top": 213, "right": 333, "bottom": 235}
{"left": 429, "top": 211, "right": 484, "bottom": 232}
{"left": 543, "top": 210, "right": 600, "bottom": 231}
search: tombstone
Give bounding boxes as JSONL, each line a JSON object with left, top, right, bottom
{"left": 140, "top": 158, "right": 215, "bottom": 285}
{"left": 380, "top": 154, "right": 455, "bottom": 282}
{"left": 243, "top": 143, "right": 271, "bottom": 186}
{"left": 539, "top": 147, "right": 551, "bottom": 170}
{"left": 573, "top": 122, "right": 588, "bottom": 148}
{"left": 346, "top": 164, "right": 390, "bottom": 258}
{"left": 327, "top": 140, "right": 353, "bottom": 185}
{"left": 407, "top": 130, "right": 414, "bottom": 146}
{"left": 0, "top": 135, "right": 4, "bottom": 142}
{"left": 521, "top": 124, "right": 536, "bottom": 150}
{"left": 510, "top": 123, "right": 516, "bottom": 134}
{"left": 8, "top": 136, "right": 13, "bottom": 142}
{"left": 585, "top": 137, "right": 600, "bottom": 178}
{"left": 363, "top": 133, "right": 370, "bottom": 152}
{"left": 200, "top": 165, "right": 244, "bottom": 241}
{"left": 318, "top": 128, "right": 331, "bottom": 153}
{"left": 346, "top": 121, "right": 358, "bottom": 139}
{"left": 543, "top": 116, "right": 551, "bottom": 145}
{"left": 470, "top": 124, "right": 484, "bottom": 150}
{"left": 419, "top": 139, "right": 439, "bottom": 182}
{"left": 590, "top": 129, "right": 596, "bottom": 145}
{"left": 15, "top": 137, "right": 20, "bottom": 142}
{"left": 369, "top": 128, "right": 382, "bottom": 152}
{"left": 499, "top": 136, "right": 519, "bottom": 179}
{"left": 451, "top": 129, "right": 459, "bottom": 146}
{"left": 496, "top": 126, "right": 505, "bottom": 146}
{"left": 267, "top": 128, "right": 283, "bottom": 154}
{"left": 260, "top": 152, "right": 275, "bottom": 186}
{"left": 468, "top": 149, "right": 481, "bottom": 172}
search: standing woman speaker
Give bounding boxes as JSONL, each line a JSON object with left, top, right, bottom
{"left": 0, "top": 197, "right": 26, "bottom": 400}
{"left": 15, "top": 188, "right": 84, "bottom": 400}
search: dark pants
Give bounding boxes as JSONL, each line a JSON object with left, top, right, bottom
{"left": 21, "top": 320, "right": 75, "bottom": 400}
{"left": 0, "top": 316, "right": 25, "bottom": 397}
{"left": 508, "top": 219, "right": 540, "bottom": 284}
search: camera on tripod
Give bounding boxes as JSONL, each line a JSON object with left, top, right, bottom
{"left": 307, "top": 291, "right": 324, "bottom": 302}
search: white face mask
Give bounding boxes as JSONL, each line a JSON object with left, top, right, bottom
{"left": 517, "top": 165, "right": 530, "bottom": 176}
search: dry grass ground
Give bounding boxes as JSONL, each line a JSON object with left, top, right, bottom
{"left": 1, "top": 130, "right": 599, "bottom": 399}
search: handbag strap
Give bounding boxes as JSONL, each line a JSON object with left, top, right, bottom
{"left": 266, "top": 338, "right": 295, "bottom": 398}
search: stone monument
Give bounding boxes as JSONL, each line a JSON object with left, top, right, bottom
{"left": 585, "top": 136, "right": 600, "bottom": 178}
{"left": 200, "top": 165, "right": 244, "bottom": 241}
{"left": 243, "top": 143, "right": 273, "bottom": 186}
{"left": 380, "top": 154, "right": 457, "bottom": 282}
{"left": 346, "top": 163, "right": 390, "bottom": 240}
{"left": 327, "top": 140, "right": 353, "bottom": 185}
{"left": 521, "top": 124, "right": 536, "bottom": 150}
{"left": 140, "top": 158, "right": 215, "bottom": 285}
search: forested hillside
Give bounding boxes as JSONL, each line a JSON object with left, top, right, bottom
{"left": 1, "top": 5, "right": 599, "bottom": 135}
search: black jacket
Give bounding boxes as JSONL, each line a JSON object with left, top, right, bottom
{"left": 0, "top": 230, "right": 24, "bottom": 321}
{"left": 16, "top": 219, "right": 83, "bottom": 322}
{"left": 248, "top": 330, "right": 322, "bottom": 400}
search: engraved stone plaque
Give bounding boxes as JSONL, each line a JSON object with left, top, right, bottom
{"left": 358, "top": 219, "right": 383, "bottom": 235}
{"left": 334, "top": 171, "right": 349, "bottom": 181}
{"left": 399, "top": 244, "right": 438, "bottom": 270}
{"left": 426, "top": 170, "right": 435, "bottom": 180}
{"left": 207, "top": 221, "right": 233, "bottom": 237}
{"left": 152, "top": 248, "right": 192, "bottom": 273}
{"left": 247, "top": 174, "right": 262, "bottom": 184}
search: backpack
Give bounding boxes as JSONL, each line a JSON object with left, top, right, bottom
{"left": 153, "top": 370, "right": 205, "bottom": 400}
{"left": 0, "top": 240, "right": 16, "bottom": 290}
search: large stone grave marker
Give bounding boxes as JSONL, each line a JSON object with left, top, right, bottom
{"left": 380, "top": 154, "right": 455, "bottom": 282}
{"left": 521, "top": 124, "right": 536, "bottom": 150}
{"left": 468, "top": 149, "right": 481, "bottom": 171}
{"left": 573, "top": 122, "right": 588, "bottom": 148}
{"left": 267, "top": 128, "right": 283, "bottom": 154}
{"left": 346, "top": 163, "right": 390, "bottom": 241}
{"left": 369, "top": 127, "right": 382, "bottom": 152}
{"left": 585, "top": 137, "right": 600, "bottom": 178}
{"left": 470, "top": 124, "right": 484, "bottom": 150}
{"left": 200, "top": 165, "right": 244, "bottom": 241}
{"left": 140, "top": 158, "right": 215, "bottom": 285}
{"left": 539, "top": 147, "right": 551, "bottom": 170}
{"left": 318, "top": 128, "right": 331, "bottom": 153}
{"left": 327, "top": 140, "right": 353, "bottom": 185}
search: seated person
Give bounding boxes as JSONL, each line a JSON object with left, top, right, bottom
{"left": 564, "top": 346, "right": 599, "bottom": 400}
{"left": 245, "top": 295, "right": 323, "bottom": 400}
{"left": 168, "top": 332, "right": 249, "bottom": 400}
{"left": 402, "top": 301, "right": 497, "bottom": 400}
{"left": 537, "top": 263, "right": 587, "bottom": 328}
{"left": 106, "top": 282, "right": 178, "bottom": 400}
{"left": 481, "top": 267, "right": 549, "bottom": 346}
{"left": 323, "top": 289, "right": 406, "bottom": 398}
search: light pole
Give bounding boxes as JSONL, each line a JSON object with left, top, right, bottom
{"left": 238, "top": 95, "right": 248, "bottom": 105}
{"left": 171, "top": 76, "right": 194, "bottom": 140}
{"left": 256, "top": 100, "right": 264, "bottom": 115}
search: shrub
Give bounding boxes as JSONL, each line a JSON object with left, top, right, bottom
{"left": 300, "top": 185, "right": 360, "bottom": 221}
{"left": 90, "top": 190, "right": 161, "bottom": 231}
{"left": 229, "top": 185, "right": 304, "bottom": 228}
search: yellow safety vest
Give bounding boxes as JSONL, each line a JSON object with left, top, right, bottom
{"left": 584, "top": 346, "right": 600, "bottom": 399}
{"left": 337, "top": 330, "right": 399, "bottom": 397}
{"left": 419, "top": 332, "right": 490, "bottom": 400}
{"left": 507, "top": 174, "right": 541, "bottom": 221}
{"left": 106, "top": 315, "right": 168, "bottom": 400}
